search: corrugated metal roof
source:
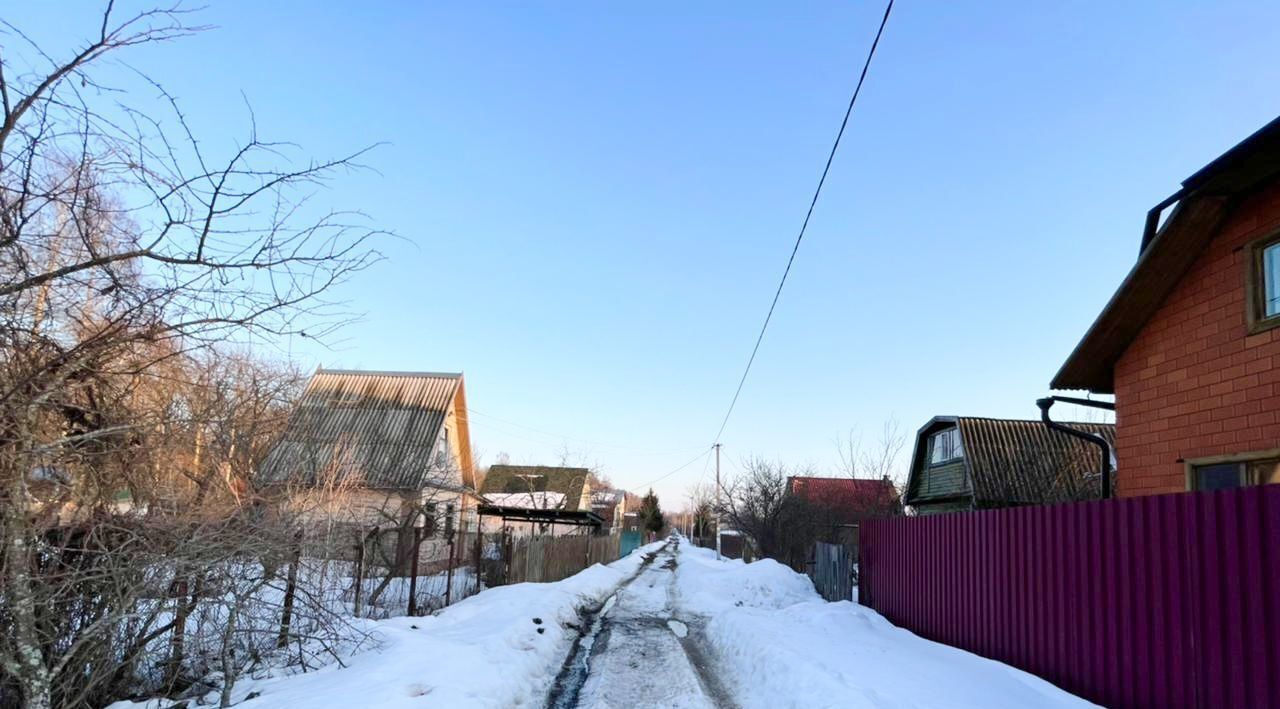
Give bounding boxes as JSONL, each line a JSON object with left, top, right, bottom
{"left": 906, "top": 417, "right": 1116, "bottom": 507}
{"left": 257, "top": 369, "right": 465, "bottom": 490}
{"left": 957, "top": 417, "right": 1115, "bottom": 506}
{"left": 480, "top": 465, "right": 590, "bottom": 511}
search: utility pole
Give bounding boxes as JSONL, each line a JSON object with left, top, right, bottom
{"left": 714, "top": 443, "right": 722, "bottom": 560}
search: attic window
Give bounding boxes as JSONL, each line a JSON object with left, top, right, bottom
{"left": 929, "top": 428, "right": 964, "bottom": 465}
{"left": 1246, "top": 233, "right": 1280, "bottom": 334}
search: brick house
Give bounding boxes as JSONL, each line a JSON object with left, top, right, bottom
{"left": 1053, "top": 117, "right": 1280, "bottom": 496}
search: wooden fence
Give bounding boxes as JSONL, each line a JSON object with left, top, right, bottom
{"left": 860, "top": 485, "right": 1280, "bottom": 709}
{"left": 501, "top": 533, "right": 621, "bottom": 585}
{"left": 808, "top": 541, "right": 856, "bottom": 602}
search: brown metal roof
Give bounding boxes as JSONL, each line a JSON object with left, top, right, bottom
{"left": 257, "top": 369, "right": 471, "bottom": 490}
{"left": 906, "top": 416, "right": 1116, "bottom": 507}
{"left": 1052, "top": 116, "right": 1280, "bottom": 393}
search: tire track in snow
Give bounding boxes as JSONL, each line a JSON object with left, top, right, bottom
{"left": 548, "top": 537, "right": 736, "bottom": 709}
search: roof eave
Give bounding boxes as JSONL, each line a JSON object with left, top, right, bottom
{"left": 1050, "top": 194, "right": 1231, "bottom": 393}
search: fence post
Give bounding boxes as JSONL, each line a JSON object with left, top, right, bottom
{"left": 277, "top": 529, "right": 302, "bottom": 647}
{"left": 353, "top": 527, "right": 373, "bottom": 617}
{"left": 501, "top": 528, "right": 512, "bottom": 585}
{"left": 407, "top": 523, "right": 423, "bottom": 616}
{"left": 473, "top": 528, "right": 483, "bottom": 594}
{"left": 444, "top": 529, "right": 457, "bottom": 606}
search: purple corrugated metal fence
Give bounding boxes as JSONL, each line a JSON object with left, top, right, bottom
{"left": 859, "top": 485, "right": 1280, "bottom": 708}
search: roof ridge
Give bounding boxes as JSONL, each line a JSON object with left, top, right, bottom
{"left": 317, "top": 368, "right": 463, "bottom": 378}
{"left": 955, "top": 416, "right": 1113, "bottom": 427}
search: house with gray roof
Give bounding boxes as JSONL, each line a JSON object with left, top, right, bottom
{"left": 258, "top": 368, "right": 478, "bottom": 570}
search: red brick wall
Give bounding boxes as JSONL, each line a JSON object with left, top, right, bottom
{"left": 1114, "top": 178, "right": 1280, "bottom": 497}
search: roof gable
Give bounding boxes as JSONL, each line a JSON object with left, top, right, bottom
{"left": 1053, "top": 116, "right": 1280, "bottom": 392}
{"left": 257, "top": 369, "right": 469, "bottom": 490}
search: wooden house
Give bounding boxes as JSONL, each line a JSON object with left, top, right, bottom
{"left": 257, "top": 368, "right": 479, "bottom": 571}
{"left": 903, "top": 416, "right": 1115, "bottom": 515}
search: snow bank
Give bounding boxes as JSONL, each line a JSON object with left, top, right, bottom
{"left": 114, "top": 542, "right": 659, "bottom": 709}
{"left": 676, "top": 542, "right": 1095, "bottom": 709}
{"left": 675, "top": 542, "right": 817, "bottom": 615}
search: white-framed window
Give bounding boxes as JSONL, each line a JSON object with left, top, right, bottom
{"left": 1263, "top": 242, "right": 1280, "bottom": 318}
{"left": 929, "top": 428, "right": 964, "bottom": 465}
{"left": 1246, "top": 232, "right": 1280, "bottom": 334}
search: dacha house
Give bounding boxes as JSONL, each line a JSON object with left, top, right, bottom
{"left": 1053, "top": 116, "right": 1280, "bottom": 496}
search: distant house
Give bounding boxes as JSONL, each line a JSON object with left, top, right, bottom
{"left": 479, "top": 465, "right": 595, "bottom": 535}
{"left": 589, "top": 489, "right": 627, "bottom": 532}
{"left": 257, "top": 369, "right": 479, "bottom": 571}
{"left": 1053, "top": 116, "right": 1280, "bottom": 496}
{"left": 786, "top": 475, "right": 898, "bottom": 549}
{"left": 787, "top": 476, "right": 899, "bottom": 527}
{"left": 903, "top": 416, "right": 1116, "bottom": 515}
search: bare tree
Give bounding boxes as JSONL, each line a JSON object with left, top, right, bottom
{"left": 0, "top": 5, "right": 384, "bottom": 707}
{"left": 835, "top": 418, "right": 907, "bottom": 485}
{"left": 720, "top": 458, "right": 827, "bottom": 566}
{"left": 685, "top": 482, "right": 715, "bottom": 545}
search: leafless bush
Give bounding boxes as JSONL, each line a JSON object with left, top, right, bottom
{"left": 0, "top": 4, "right": 385, "bottom": 708}
{"left": 720, "top": 458, "right": 829, "bottom": 567}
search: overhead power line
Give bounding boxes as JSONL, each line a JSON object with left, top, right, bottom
{"left": 633, "top": 446, "right": 715, "bottom": 491}
{"left": 466, "top": 406, "right": 705, "bottom": 455}
{"left": 712, "top": 0, "right": 895, "bottom": 445}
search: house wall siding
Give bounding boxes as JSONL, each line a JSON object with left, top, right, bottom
{"left": 915, "top": 460, "right": 968, "bottom": 499}
{"left": 1114, "top": 177, "right": 1280, "bottom": 497}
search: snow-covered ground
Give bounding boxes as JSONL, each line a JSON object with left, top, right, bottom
{"left": 114, "top": 536, "right": 1095, "bottom": 709}
{"left": 675, "top": 541, "right": 1096, "bottom": 709}
{"left": 112, "top": 542, "right": 661, "bottom": 709}
{"left": 570, "top": 541, "right": 726, "bottom": 709}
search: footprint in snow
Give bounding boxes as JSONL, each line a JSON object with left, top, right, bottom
{"left": 404, "top": 683, "right": 431, "bottom": 697}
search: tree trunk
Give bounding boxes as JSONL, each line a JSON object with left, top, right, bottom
{"left": 3, "top": 454, "right": 54, "bottom": 709}
{"left": 218, "top": 600, "right": 240, "bottom": 709}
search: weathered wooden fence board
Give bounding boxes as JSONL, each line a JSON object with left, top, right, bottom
{"left": 503, "top": 533, "right": 621, "bottom": 585}
{"left": 810, "top": 541, "right": 856, "bottom": 602}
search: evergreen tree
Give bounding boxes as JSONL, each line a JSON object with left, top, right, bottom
{"left": 638, "top": 488, "right": 665, "bottom": 535}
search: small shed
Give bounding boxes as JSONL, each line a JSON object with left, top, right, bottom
{"left": 479, "top": 465, "right": 594, "bottom": 535}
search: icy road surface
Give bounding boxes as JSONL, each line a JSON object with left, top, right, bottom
{"left": 566, "top": 539, "right": 734, "bottom": 709}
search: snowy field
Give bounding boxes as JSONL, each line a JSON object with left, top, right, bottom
{"left": 113, "top": 537, "right": 1095, "bottom": 708}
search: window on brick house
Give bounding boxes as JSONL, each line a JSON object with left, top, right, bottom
{"left": 1246, "top": 234, "right": 1280, "bottom": 333}
{"left": 1192, "top": 457, "right": 1280, "bottom": 491}
{"left": 1264, "top": 243, "right": 1280, "bottom": 318}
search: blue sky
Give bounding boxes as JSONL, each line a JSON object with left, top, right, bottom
{"left": 10, "top": 2, "right": 1280, "bottom": 504}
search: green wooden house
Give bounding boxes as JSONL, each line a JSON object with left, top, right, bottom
{"left": 904, "top": 416, "right": 1116, "bottom": 515}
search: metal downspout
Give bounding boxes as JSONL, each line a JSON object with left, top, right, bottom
{"left": 1036, "top": 396, "right": 1114, "bottom": 500}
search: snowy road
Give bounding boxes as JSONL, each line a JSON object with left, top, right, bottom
{"left": 554, "top": 539, "right": 735, "bottom": 709}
